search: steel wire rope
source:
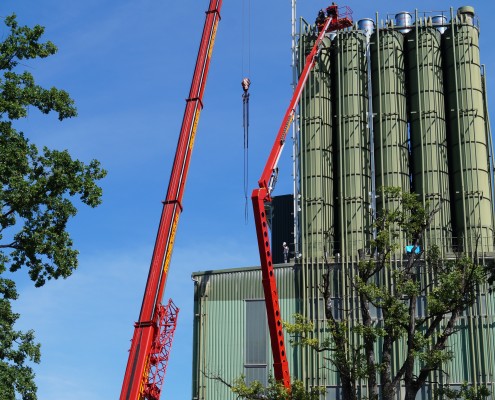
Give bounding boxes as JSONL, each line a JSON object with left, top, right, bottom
{"left": 242, "top": 0, "right": 251, "bottom": 223}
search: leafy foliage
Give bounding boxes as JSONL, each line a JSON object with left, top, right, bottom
{"left": 0, "top": 265, "right": 40, "bottom": 400}
{"left": 0, "top": 13, "right": 106, "bottom": 399}
{"left": 434, "top": 382, "right": 490, "bottom": 400}
{"left": 230, "top": 375, "right": 324, "bottom": 400}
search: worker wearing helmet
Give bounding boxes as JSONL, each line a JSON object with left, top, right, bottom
{"left": 315, "top": 9, "right": 326, "bottom": 30}
{"left": 283, "top": 242, "right": 289, "bottom": 263}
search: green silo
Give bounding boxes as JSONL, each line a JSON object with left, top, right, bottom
{"left": 406, "top": 22, "right": 452, "bottom": 254}
{"left": 299, "top": 31, "right": 335, "bottom": 261}
{"left": 334, "top": 30, "right": 372, "bottom": 259}
{"left": 371, "top": 27, "right": 410, "bottom": 250}
{"left": 443, "top": 6, "right": 494, "bottom": 253}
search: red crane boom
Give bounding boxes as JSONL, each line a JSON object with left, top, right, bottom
{"left": 120, "top": 1, "right": 222, "bottom": 398}
{"left": 251, "top": 5, "right": 352, "bottom": 389}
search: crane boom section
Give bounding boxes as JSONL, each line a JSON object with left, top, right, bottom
{"left": 258, "top": 16, "right": 334, "bottom": 194}
{"left": 252, "top": 9, "right": 351, "bottom": 389}
{"left": 120, "top": 1, "right": 222, "bottom": 399}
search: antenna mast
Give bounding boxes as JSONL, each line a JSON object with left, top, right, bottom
{"left": 291, "top": 0, "right": 300, "bottom": 261}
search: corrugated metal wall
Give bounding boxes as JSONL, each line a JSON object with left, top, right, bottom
{"left": 191, "top": 265, "right": 302, "bottom": 399}
{"left": 191, "top": 263, "right": 495, "bottom": 399}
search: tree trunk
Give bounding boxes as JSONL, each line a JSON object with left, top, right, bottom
{"left": 404, "top": 290, "right": 418, "bottom": 390}
{"left": 380, "top": 321, "right": 395, "bottom": 400}
{"left": 340, "top": 374, "right": 357, "bottom": 400}
{"left": 382, "top": 381, "right": 397, "bottom": 400}
{"left": 360, "top": 293, "right": 378, "bottom": 399}
{"left": 404, "top": 382, "right": 420, "bottom": 400}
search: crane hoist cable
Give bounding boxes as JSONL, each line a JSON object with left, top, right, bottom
{"left": 241, "top": 0, "right": 251, "bottom": 77}
{"left": 242, "top": 78, "right": 251, "bottom": 222}
{"left": 241, "top": 0, "right": 251, "bottom": 223}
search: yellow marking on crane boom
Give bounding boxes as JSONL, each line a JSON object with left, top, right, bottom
{"left": 189, "top": 109, "right": 201, "bottom": 150}
{"left": 163, "top": 211, "right": 180, "bottom": 276}
{"left": 139, "top": 357, "right": 150, "bottom": 399}
{"left": 208, "top": 20, "right": 219, "bottom": 59}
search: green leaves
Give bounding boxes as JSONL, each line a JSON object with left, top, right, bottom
{"left": 0, "top": 14, "right": 57, "bottom": 71}
{"left": 0, "top": 15, "right": 74, "bottom": 122}
{"left": 434, "top": 382, "right": 490, "bottom": 400}
{"left": 0, "top": 13, "right": 106, "bottom": 399}
{"left": 230, "top": 375, "right": 324, "bottom": 400}
{"left": 427, "top": 256, "right": 484, "bottom": 316}
{"left": 0, "top": 266, "right": 41, "bottom": 400}
{"left": 1, "top": 125, "right": 106, "bottom": 287}
{"left": 0, "top": 71, "right": 76, "bottom": 120}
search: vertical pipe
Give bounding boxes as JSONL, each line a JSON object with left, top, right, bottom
{"left": 481, "top": 66, "right": 495, "bottom": 237}
{"left": 365, "top": 23, "right": 377, "bottom": 241}
{"left": 291, "top": 0, "right": 300, "bottom": 262}
{"left": 299, "top": 20, "right": 307, "bottom": 388}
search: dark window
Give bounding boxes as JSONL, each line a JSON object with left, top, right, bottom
{"left": 326, "top": 386, "right": 342, "bottom": 400}
{"left": 416, "top": 295, "right": 426, "bottom": 318}
{"left": 245, "top": 300, "right": 268, "bottom": 386}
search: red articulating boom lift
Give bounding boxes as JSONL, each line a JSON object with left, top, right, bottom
{"left": 251, "top": 4, "right": 352, "bottom": 389}
{"left": 120, "top": 1, "right": 222, "bottom": 399}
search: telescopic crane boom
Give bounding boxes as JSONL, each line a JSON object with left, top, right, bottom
{"left": 251, "top": 5, "right": 352, "bottom": 389}
{"left": 120, "top": 1, "right": 222, "bottom": 399}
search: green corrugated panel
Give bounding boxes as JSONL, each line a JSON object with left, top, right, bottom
{"left": 299, "top": 29, "right": 335, "bottom": 262}
{"left": 191, "top": 265, "right": 301, "bottom": 399}
{"left": 192, "top": 260, "right": 495, "bottom": 399}
{"left": 303, "top": 259, "right": 495, "bottom": 395}
{"left": 334, "top": 30, "right": 372, "bottom": 259}
{"left": 443, "top": 10, "right": 494, "bottom": 253}
{"left": 406, "top": 24, "right": 452, "bottom": 254}
{"left": 371, "top": 28, "right": 410, "bottom": 251}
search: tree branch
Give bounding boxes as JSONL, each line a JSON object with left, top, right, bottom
{"left": 0, "top": 241, "right": 18, "bottom": 249}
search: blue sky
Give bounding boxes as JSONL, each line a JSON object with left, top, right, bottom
{"left": 1, "top": 0, "right": 494, "bottom": 399}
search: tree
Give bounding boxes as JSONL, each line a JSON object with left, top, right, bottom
{"left": 0, "top": 14, "right": 106, "bottom": 399}
{"left": 282, "top": 188, "right": 488, "bottom": 400}
{"left": 207, "top": 372, "right": 325, "bottom": 400}
{"left": 434, "top": 382, "right": 490, "bottom": 400}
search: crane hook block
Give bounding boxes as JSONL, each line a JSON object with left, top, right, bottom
{"left": 241, "top": 77, "right": 251, "bottom": 93}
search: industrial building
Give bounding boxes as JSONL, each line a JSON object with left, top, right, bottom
{"left": 191, "top": 6, "right": 495, "bottom": 399}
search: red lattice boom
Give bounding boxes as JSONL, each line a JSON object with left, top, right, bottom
{"left": 142, "top": 299, "right": 179, "bottom": 400}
